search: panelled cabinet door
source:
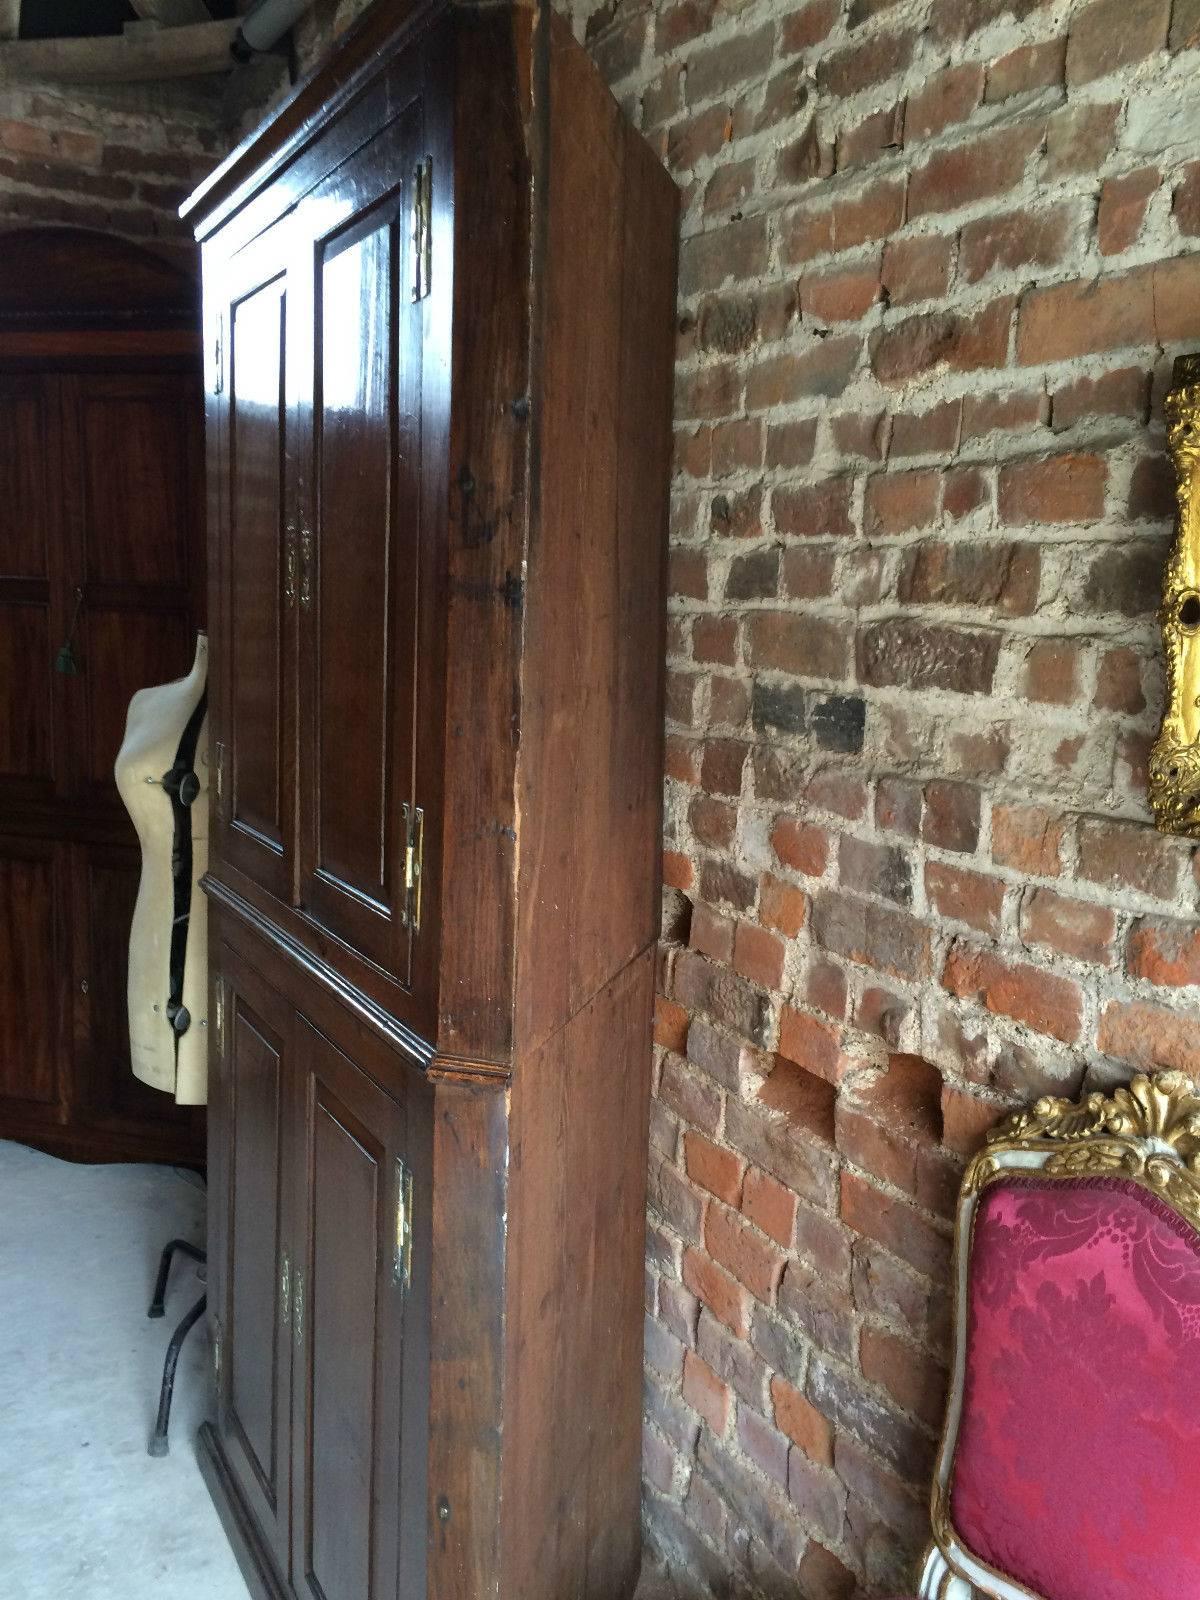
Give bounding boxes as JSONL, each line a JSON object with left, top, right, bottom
{"left": 213, "top": 944, "right": 295, "bottom": 1579}
{"left": 294, "top": 101, "right": 427, "bottom": 989}
{"left": 59, "top": 372, "right": 202, "bottom": 807}
{"left": 0, "top": 834, "right": 67, "bottom": 1117}
{"left": 0, "top": 375, "right": 67, "bottom": 801}
{"left": 290, "top": 1016, "right": 413, "bottom": 1600}
{"left": 213, "top": 221, "right": 298, "bottom": 906}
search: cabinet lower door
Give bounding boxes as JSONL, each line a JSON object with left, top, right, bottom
{"left": 213, "top": 945, "right": 294, "bottom": 1577}
{"left": 290, "top": 1016, "right": 412, "bottom": 1600}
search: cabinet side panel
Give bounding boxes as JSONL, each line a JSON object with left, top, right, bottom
{"left": 515, "top": 16, "right": 678, "bottom": 1055}
{"left": 435, "top": 10, "right": 534, "bottom": 1065}
{"left": 426, "top": 1073, "right": 510, "bottom": 1600}
{"left": 501, "top": 947, "right": 656, "bottom": 1599}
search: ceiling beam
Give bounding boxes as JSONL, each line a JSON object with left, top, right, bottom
{"left": 0, "top": 1, "right": 19, "bottom": 43}
{"left": 0, "top": 18, "right": 239, "bottom": 81}
{"left": 128, "top": 0, "right": 215, "bottom": 25}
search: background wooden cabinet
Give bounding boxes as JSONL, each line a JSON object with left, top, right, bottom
{"left": 187, "top": 7, "right": 677, "bottom": 1598}
{"left": 0, "top": 234, "right": 207, "bottom": 1164}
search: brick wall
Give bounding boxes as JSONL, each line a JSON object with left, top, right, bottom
{"left": 561, "top": 0, "right": 1200, "bottom": 1594}
{"left": 0, "top": 76, "right": 232, "bottom": 264}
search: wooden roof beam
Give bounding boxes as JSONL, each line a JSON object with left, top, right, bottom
{"left": 0, "top": 18, "right": 239, "bottom": 82}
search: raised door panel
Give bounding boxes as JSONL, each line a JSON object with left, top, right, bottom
{"left": 68, "top": 843, "right": 205, "bottom": 1150}
{"left": 214, "top": 943, "right": 293, "bottom": 1578}
{"left": 0, "top": 376, "right": 66, "bottom": 799}
{"left": 61, "top": 372, "right": 204, "bottom": 808}
{"left": 291, "top": 1015, "right": 413, "bottom": 1600}
{"left": 215, "top": 235, "right": 294, "bottom": 906}
{"left": 0, "top": 835, "right": 66, "bottom": 1112}
{"left": 296, "top": 104, "right": 424, "bottom": 990}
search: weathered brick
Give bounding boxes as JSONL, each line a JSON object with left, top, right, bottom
{"left": 683, "top": 1248, "right": 752, "bottom": 1338}
{"left": 1127, "top": 917, "right": 1200, "bottom": 986}
{"left": 959, "top": 206, "right": 1072, "bottom": 282}
{"left": 749, "top": 612, "right": 851, "bottom": 681}
{"left": 685, "top": 1131, "right": 745, "bottom": 1204}
{"left": 998, "top": 454, "right": 1106, "bottom": 524}
{"left": 771, "top": 1375, "right": 833, "bottom": 1463}
{"left": 1098, "top": 167, "right": 1158, "bottom": 255}
{"left": 771, "top": 815, "right": 830, "bottom": 876}
{"left": 858, "top": 620, "right": 1001, "bottom": 695}
{"left": 742, "top": 1167, "right": 798, "bottom": 1247}
{"left": 779, "top": 1006, "right": 851, "bottom": 1084}
{"left": 942, "top": 941, "right": 1084, "bottom": 1042}
{"left": 880, "top": 234, "right": 953, "bottom": 306}
{"left": 683, "top": 1348, "right": 732, "bottom": 1432}
{"left": 908, "top": 123, "right": 1043, "bottom": 218}
{"left": 860, "top": 1325, "right": 948, "bottom": 1428}
{"left": 864, "top": 469, "right": 940, "bottom": 535}
{"left": 1077, "top": 818, "right": 1182, "bottom": 900}
{"left": 772, "top": 478, "right": 855, "bottom": 538}
{"left": 1021, "top": 887, "right": 1116, "bottom": 964}
{"left": 813, "top": 890, "right": 934, "bottom": 981}
{"left": 904, "top": 63, "right": 984, "bottom": 142}
{"left": 898, "top": 542, "right": 1039, "bottom": 614}
{"left": 925, "top": 862, "right": 1005, "bottom": 935}
{"left": 1065, "top": 0, "right": 1169, "bottom": 85}
{"left": 985, "top": 38, "right": 1066, "bottom": 100}
{"left": 706, "top": 1202, "right": 786, "bottom": 1300}
{"left": 1098, "top": 999, "right": 1200, "bottom": 1072}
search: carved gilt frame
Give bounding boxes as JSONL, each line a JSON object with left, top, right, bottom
{"left": 1151, "top": 354, "right": 1200, "bottom": 835}
{"left": 917, "top": 1071, "right": 1200, "bottom": 1600}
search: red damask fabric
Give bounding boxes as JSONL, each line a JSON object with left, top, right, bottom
{"left": 950, "top": 1175, "right": 1200, "bottom": 1600}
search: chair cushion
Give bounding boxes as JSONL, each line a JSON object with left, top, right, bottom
{"left": 950, "top": 1175, "right": 1200, "bottom": 1600}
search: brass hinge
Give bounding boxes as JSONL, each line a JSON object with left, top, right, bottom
{"left": 212, "top": 1318, "right": 222, "bottom": 1384}
{"left": 213, "top": 313, "right": 224, "bottom": 396}
{"left": 394, "top": 1157, "right": 413, "bottom": 1291}
{"left": 215, "top": 740, "right": 226, "bottom": 811}
{"left": 284, "top": 524, "right": 298, "bottom": 608}
{"left": 412, "top": 158, "right": 432, "bottom": 302}
{"left": 280, "top": 1249, "right": 291, "bottom": 1329}
{"left": 214, "top": 977, "right": 225, "bottom": 1059}
{"left": 402, "top": 803, "right": 424, "bottom": 933}
{"left": 293, "top": 1266, "right": 304, "bottom": 1350}
{"left": 299, "top": 524, "right": 314, "bottom": 611}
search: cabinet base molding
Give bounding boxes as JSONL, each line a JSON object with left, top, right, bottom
{"left": 196, "top": 1424, "right": 290, "bottom": 1600}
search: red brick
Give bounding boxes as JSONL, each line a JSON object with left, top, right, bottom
{"left": 781, "top": 0, "right": 841, "bottom": 52}
{"left": 748, "top": 612, "right": 850, "bottom": 681}
{"left": 858, "top": 620, "right": 1001, "bottom": 696}
{"left": 998, "top": 453, "right": 1106, "bottom": 524}
{"left": 760, "top": 1056, "right": 838, "bottom": 1142}
{"left": 685, "top": 21, "right": 775, "bottom": 104}
{"left": 860, "top": 1325, "right": 948, "bottom": 1428}
{"left": 871, "top": 298, "right": 1013, "bottom": 383}
{"left": 962, "top": 388, "right": 1048, "bottom": 439}
{"left": 898, "top": 541, "right": 1038, "bottom": 614}
{"left": 800, "top": 262, "right": 882, "bottom": 323}
{"left": 1017, "top": 269, "right": 1155, "bottom": 363}
{"left": 881, "top": 234, "right": 953, "bottom": 306}
{"left": 759, "top": 873, "right": 809, "bottom": 938}
{"left": 1065, "top": 0, "right": 1169, "bottom": 85}
{"left": 691, "top": 902, "right": 735, "bottom": 961}
{"left": 1077, "top": 818, "right": 1182, "bottom": 900}
{"left": 940, "top": 1084, "right": 1005, "bottom": 1157}
{"left": 683, "top": 1247, "right": 752, "bottom": 1337}
{"left": 1047, "top": 102, "right": 1119, "bottom": 176}
{"left": 690, "top": 795, "right": 737, "bottom": 851}
{"left": 959, "top": 206, "right": 1072, "bottom": 282}
{"left": 816, "top": 28, "right": 917, "bottom": 97}
{"left": 772, "top": 478, "right": 855, "bottom": 538}
{"left": 771, "top": 816, "right": 830, "bottom": 876}
{"left": 703, "top": 158, "right": 756, "bottom": 217}
{"left": 782, "top": 546, "right": 836, "bottom": 600}
{"left": 831, "top": 410, "right": 887, "bottom": 461}
{"left": 923, "top": 781, "right": 980, "bottom": 853}
{"left": 909, "top": 123, "right": 1043, "bottom": 218}
{"left": 864, "top": 469, "right": 939, "bottom": 535}
{"left": 664, "top": 851, "right": 695, "bottom": 891}
{"left": 771, "top": 1375, "right": 834, "bottom": 1464}
{"left": 840, "top": 1169, "right": 951, "bottom": 1279}
{"left": 705, "top": 1203, "right": 785, "bottom": 1300}
{"left": 904, "top": 63, "right": 984, "bottom": 142}
{"left": 655, "top": 996, "right": 690, "bottom": 1054}
{"left": 692, "top": 616, "right": 736, "bottom": 668}
{"left": 1052, "top": 367, "right": 1149, "bottom": 431}
{"left": 764, "top": 419, "right": 817, "bottom": 473}
{"left": 1128, "top": 917, "right": 1200, "bottom": 986}
{"left": 1098, "top": 998, "right": 1200, "bottom": 1073}
{"left": 742, "top": 1168, "right": 798, "bottom": 1247}
{"left": 925, "top": 862, "right": 1005, "bottom": 936}
{"left": 1022, "top": 887, "right": 1116, "bottom": 965}
{"left": 831, "top": 178, "right": 907, "bottom": 250}
{"left": 837, "top": 102, "right": 905, "bottom": 171}
{"left": 683, "top": 1348, "right": 732, "bottom": 1433}
{"left": 733, "top": 920, "right": 786, "bottom": 989}
{"left": 807, "top": 956, "right": 848, "bottom": 1019}
{"left": 1150, "top": 254, "right": 1200, "bottom": 344}
{"left": 943, "top": 942, "right": 1083, "bottom": 1043}
{"left": 812, "top": 890, "right": 934, "bottom": 982}
{"left": 1021, "top": 638, "right": 1082, "bottom": 704}
{"left": 1174, "top": 162, "right": 1200, "bottom": 237}
{"left": 1099, "top": 167, "right": 1158, "bottom": 255}
{"left": 992, "top": 803, "right": 1064, "bottom": 875}
{"left": 685, "top": 1131, "right": 745, "bottom": 1205}
{"left": 778, "top": 1006, "right": 850, "bottom": 1084}
{"left": 985, "top": 38, "right": 1066, "bottom": 100}
{"left": 1095, "top": 646, "right": 1146, "bottom": 713}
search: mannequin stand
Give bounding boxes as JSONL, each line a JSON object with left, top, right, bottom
{"left": 147, "top": 1237, "right": 207, "bottom": 1458}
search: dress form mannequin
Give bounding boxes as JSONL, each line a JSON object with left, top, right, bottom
{"left": 114, "top": 633, "right": 210, "bottom": 1105}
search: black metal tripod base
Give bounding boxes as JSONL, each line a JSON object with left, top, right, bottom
{"left": 147, "top": 1237, "right": 207, "bottom": 1457}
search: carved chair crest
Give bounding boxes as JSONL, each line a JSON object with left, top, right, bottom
{"left": 905, "top": 1070, "right": 1200, "bottom": 1600}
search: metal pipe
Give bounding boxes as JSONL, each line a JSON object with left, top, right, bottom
{"left": 231, "top": 0, "right": 311, "bottom": 61}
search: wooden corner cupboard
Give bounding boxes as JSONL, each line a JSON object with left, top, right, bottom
{"left": 181, "top": 4, "right": 678, "bottom": 1598}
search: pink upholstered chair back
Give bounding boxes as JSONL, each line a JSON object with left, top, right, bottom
{"left": 915, "top": 1070, "right": 1200, "bottom": 1600}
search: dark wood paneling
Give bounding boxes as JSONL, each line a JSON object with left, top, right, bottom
{"left": 292, "top": 1016, "right": 412, "bottom": 1600}
{"left": 0, "top": 834, "right": 64, "bottom": 1109}
{"left": 0, "top": 377, "right": 53, "bottom": 579}
{"left": 218, "top": 942, "right": 293, "bottom": 1577}
{"left": 77, "top": 606, "right": 193, "bottom": 791}
{"left": 515, "top": 14, "right": 678, "bottom": 1057}
{"left": 0, "top": 600, "right": 54, "bottom": 784}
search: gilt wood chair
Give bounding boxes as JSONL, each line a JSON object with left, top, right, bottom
{"left": 887, "top": 1069, "right": 1200, "bottom": 1600}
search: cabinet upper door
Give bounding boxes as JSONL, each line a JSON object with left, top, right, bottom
{"left": 290, "top": 1014, "right": 421, "bottom": 1600}
{"left": 212, "top": 941, "right": 294, "bottom": 1579}
{"left": 293, "top": 103, "right": 428, "bottom": 990}
{"left": 213, "top": 222, "right": 297, "bottom": 905}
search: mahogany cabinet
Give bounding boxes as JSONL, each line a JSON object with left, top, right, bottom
{"left": 0, "top": 238, "right": 206, "bottom": 1165}
{"left": 184, "top": 4, "right": 677, "bottom": 1598}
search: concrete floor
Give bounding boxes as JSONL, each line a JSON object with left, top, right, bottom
{"left": 0, "top": 1139, "right": 248, "bottom": 1600}
{"left": 0, "top": 1136, "right": 675, "bottom": 1600}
